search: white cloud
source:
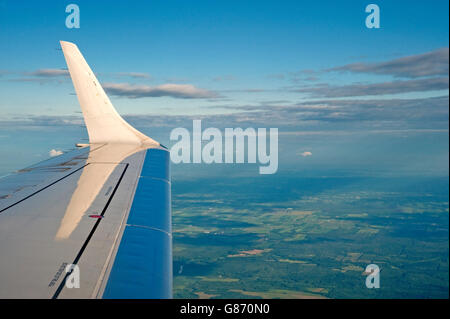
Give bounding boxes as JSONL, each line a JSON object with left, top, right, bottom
{"left": 300, "top": 151, "right": 312, "bottom": 157}
{"left": 49, "top": 149, "right": 63, "bottom": 157}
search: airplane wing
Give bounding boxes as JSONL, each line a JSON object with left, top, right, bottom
{"left": 0, "top": 41, "right": 172, "bottom": 299}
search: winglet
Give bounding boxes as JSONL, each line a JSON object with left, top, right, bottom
{"left": 60, "top": 41, "right": 159, "bottom": 146}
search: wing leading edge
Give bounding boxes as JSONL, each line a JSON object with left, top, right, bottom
{"left": 0, "top": 42, "right": 172, "bottom": 299}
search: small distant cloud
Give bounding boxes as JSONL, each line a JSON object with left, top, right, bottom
{"left": 269, "top": 69, "right": 322, "bottom": 83}
{"left": 49, "top": 149, "right": 63, "bottom": 157}
{"left": 300, "top": 151, "right": 312, "bottom": 157}
{"left": 164, "top": 77, "right": 190, "bottom": 83}
{"left": 0, "top": 70, "right": 11, "bottom": 77}
{"left": 221, "top": 88, "right": 268, "bottom": 93}
{"left": 5, "top": 68, "right": 70, "bottom": 84}
{"left": 116, "top": 72, "right": 151, "bottom": 79}
{"left": 30, "top": 69, "right": 69, "bottom": 77}
{"left": 304, "top": 76, "right": 319, "bottom": 82}
{"left": 103, "top": 82, "right": 218, "bottom": 99}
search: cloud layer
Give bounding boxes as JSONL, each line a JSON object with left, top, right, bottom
{"left": 328, "top": 48, "right": 449, "bottom": 78}
{"left": 296, "top": 77, "right": 449, "bottom": 98}
{"left": 3, "top": 95, "right": 446, "bottom": 134}
{"left": 30, "top": 69, "right": 69, "bottom": 77}
{"left": 103, "top": 82, "right": 217, "bottom": 99}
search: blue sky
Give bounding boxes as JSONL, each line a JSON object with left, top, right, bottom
{"left": 0, "top": 0, "right": 448, "bottom": 116}
{"left": 0, "top": 0, "right": 448, "bottom": 176}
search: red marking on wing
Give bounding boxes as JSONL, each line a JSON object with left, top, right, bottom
{"left": 89, "top": 214, "right": 103, "bottom": 219}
